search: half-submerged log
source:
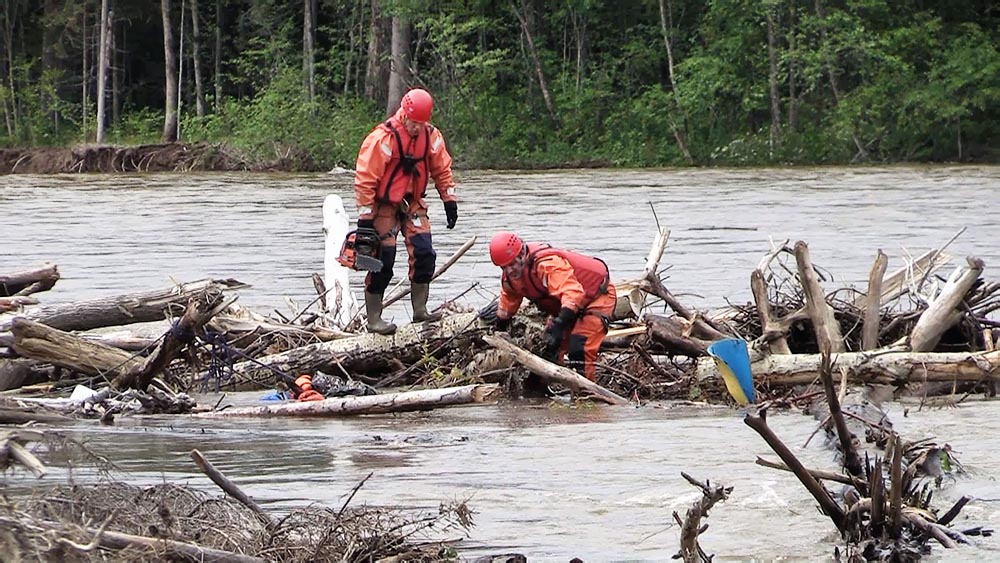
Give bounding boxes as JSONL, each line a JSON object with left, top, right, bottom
{"left": 482, "top": 334, "right": 629, "bottom": 405}
{"left": 198, "top": 383, "right": 499, "bottom": 418}
{"left": 0, "top": 263, "right": 59, "bottom": 297}
{"left": 697, "top": 350, "right": 1000, "bottom": 387}
{"left": 0, "top": 278, "right": 247, "bottom": 333}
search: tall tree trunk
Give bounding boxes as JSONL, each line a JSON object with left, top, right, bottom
{"left": 765, "top": 6, "right": 782, "bottom": 150}
{"left": 512, "top": 0, "right": 557, "bottom": 127}
{"left": 657, "top": 0, "right": 694, "bottom": 164}
{"left": 363, "top": 0, "right": 389, "bottom": 107}
{"left": 95, "top": 0, "right": 111, "bottom": 143}
{"left": 176, "top": 0, "right": 185, "bottom": 139}
{"left": 344, "top": 0, "right": 359, "bottom": 95}
{"left": 385, "top": 15, "right": 410, "bottom": 117}
{"left": 303, "top": 0, "right": 316, "bottom": 103}
{"left": 787, "top": 0, "right": 798, "bottom": 131}
{"left": 161, "top": 0, "right": 178, "bottom": 142}
{"left": 214, "top": 0, "right": 221, "bottom": 110}
{"left": 42, "top": 0, "right": 62, "bottom": 130}
{"left": 189, "top": 0, "right": 206, "bottom": 117}
{"left": 112, "top": 23, "right": 120, "bottom": 124}
{"left": 0, "top": 1, "right": 17, "bottom": 137}
{"left": 81, "top": 1, "right": 88, "bottom": 138}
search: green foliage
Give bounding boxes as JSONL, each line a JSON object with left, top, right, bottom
{"left": 182, "top": 68, "right": 379, "bottom": 169}
{"left": 0, "top": 0, "right": 997, "bottom": 166}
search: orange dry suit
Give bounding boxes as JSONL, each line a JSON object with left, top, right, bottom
{"left": 294, "top": 375, "right": 325, "bottom": 402}
{"left": 497, "top": 243, "right": 616, "bottom": 381}
{"left": 354, "top": 108, "right": 457, "bottom": 294}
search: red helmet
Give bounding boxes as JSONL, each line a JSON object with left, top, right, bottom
{"left": 489, "top": 231, "right": 524, "bottom": 267}
{"left": 400, "top": 88, "right": 433, "bottom": 122}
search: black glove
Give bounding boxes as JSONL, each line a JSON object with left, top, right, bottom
{"left": 478, "top": 300, "right": 498, "bottom": 324}
{"left": 444, "top": 201, "right": 458, "bottom": 229}
{"left": 495, "top": 316, "right": 511, "bottom": 332}
{"left": 543, "top": 307, "right": 577, "bottom": 357}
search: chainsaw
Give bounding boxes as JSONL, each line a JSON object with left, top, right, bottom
{"left": 337, "top": 228, "right": 384, "bottom": 272}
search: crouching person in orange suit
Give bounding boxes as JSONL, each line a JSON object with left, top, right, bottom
{"left": 487, "top": 231, "right": 616, "bottom": 382}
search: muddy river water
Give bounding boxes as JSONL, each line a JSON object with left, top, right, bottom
{"left": 2, "top": 166, "right": 999, "bottom": 560}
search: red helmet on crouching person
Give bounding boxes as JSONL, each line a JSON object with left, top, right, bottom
{"left": 400, "top": 89, "right": 434, "bottom": 122}
{"left": 490, "top": 231, "right": 524, "bottom": 267}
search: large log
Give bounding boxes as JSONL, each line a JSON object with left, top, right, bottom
{"left": 0, "top": 278, "right": 247, "bottom": 333}
{"left": 202, "top": 311, "right": 484, "bottom": 384}
{"left": 198, "top": 383, "right": 499, "bottom": 418}
{"left": 0, "top": 263, "right": 59, "bottom": 297}
{"left": 12, "top": 318, "right": 144, "bottom": 378}
{"left": 696, "top": 350, "right": 1000, "bottom": 387}
{"left": 482, "top": 334, "right": 629, "bottom": 405}
{"left": 794, "top": 241, "right": 845, "bottom": 353}
{"left": 907, "top": 256, "right": 985, "bottom": 352}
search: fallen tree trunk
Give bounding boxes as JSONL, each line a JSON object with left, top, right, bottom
{"left": 203, "top": 311, "right": 483, "bottom": 385}
{"left": 198, "top": 383, "right": 499, "bottom": 418}
{"left": 12, "top": 318, "right": 144, "bottom": 378}
{"left": 483, "top": 334, "right": 629, "bottom": 405}
{"left": 0, "top": 263, "right": 59, "bottom": 297}
{"left": 0, "top": 278, "right": 247, "bottom": 333}
{"left": 697, "top": 350, "right": 1000, "bottom": 386}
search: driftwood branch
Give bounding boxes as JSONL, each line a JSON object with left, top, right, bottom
{"left": 383, "top": 235, "right": 476, "bottom": 308}
{"left": 113, "top": 291, "right": 230, "bottom": 391}
{"left": 908, "top": 256, "right": 985, "bottom": 352}
{"left": 190, "top": 449, "right": 277, "bottom": 529}
{"left": 673, "top": 472, "right": 731, "bottom": 563}
{"left": 794, "top": 241, "right": 845, "bottom": 353}
{"left": 483, "top": 334, "right": 628, "bottom": 405}
{"left": 744, "top": 409, "right": 846, "bottom": 532}
{"left": 862, "top": 250, "right": 889, "bottom": 350}
{"left": 0, "top": 263, "right": 59, "bottom": 297}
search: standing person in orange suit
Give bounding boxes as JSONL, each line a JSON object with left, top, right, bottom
{"left": 488, "top": 231, "right": 616, "bottom": 382}
{"left": 354, "top": 88, "right": 459, "bottom": 335}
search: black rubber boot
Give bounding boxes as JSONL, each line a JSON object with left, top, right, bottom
{"left": 365, "top": 292, "right": 397, "bottom": 335}
{"left": 411, "top": 283, "right": 442, "bottom": 322}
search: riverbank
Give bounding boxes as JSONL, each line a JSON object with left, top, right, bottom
{"left": 4, "top": 142, "right": 999, "bottom": 175}
{"left": 0, "top": 143, "right": 324, "bottom": 174}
